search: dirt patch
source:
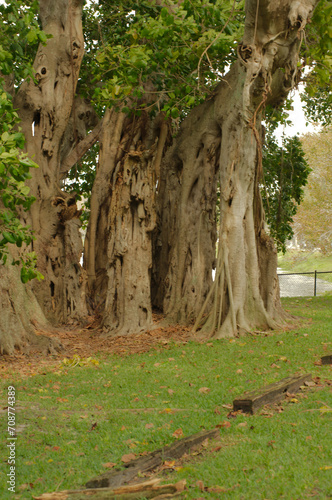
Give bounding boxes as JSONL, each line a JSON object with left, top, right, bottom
{"left": 0, "top": 314, "right": 196, "bottom": 379}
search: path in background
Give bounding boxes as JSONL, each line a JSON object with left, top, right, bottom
{"left": 277, "top": 268, "right": 332, "bottom": 297}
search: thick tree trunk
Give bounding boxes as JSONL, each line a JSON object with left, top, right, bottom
{"left": 0, "top": 264, "right": 61, "bottom": 355}
{"left": 152, "top": 102, "right": 219, "bottom": 323}
{"left": 85, "top": 111, "right": 169, "bottom": 335}
{"left": 155, "top": 0, "right": 318, "bottom": 337}
{"left": 13, "top": 0, "right": 87, "bottom": 324}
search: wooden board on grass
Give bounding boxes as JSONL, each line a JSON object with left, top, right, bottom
{"left": 33, "top": 478, "right": 185, "bottom": 499}
{"left": 233, "top": 373, "right": 312, "bottom": 414}
{"left": 321, "top": 355, "right": 332, "bottom": 365}
{"left": 85, "top": 428, "right": 219, "bottom": 489}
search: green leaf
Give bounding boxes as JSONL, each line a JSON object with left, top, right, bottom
{"left": 2, "top": 231, "right": 16, "bottom": 244}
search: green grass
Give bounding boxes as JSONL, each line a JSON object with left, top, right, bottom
{"left": 1, "top": 296, "right": 332, "bottom": 499}
{"left": 278, "top": 250, "right": 332, "bottom": 282}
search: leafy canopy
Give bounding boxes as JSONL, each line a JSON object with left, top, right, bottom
{"left": 262, "top": 135, "right": 311, "bottom": 253}
{"left": 0, "top": 0, "right": 47, "bottom": 282}
{"left": 80, "top": 0, "right": 244, "bottom": 118}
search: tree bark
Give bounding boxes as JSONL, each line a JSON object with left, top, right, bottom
{"left": 13, "top": 0, "right": 87, "bottom": 325}
{"left": 152, "top": 101, "right": 219, "bottom": 323}
{"left": 0, "top": 263, "right": 61, "bottom": 355}
{"left": 85, "top": 111, "right": 170, "bottom": 335}
{"left": 155, "top": 0, "right": 318, "bottom": 337}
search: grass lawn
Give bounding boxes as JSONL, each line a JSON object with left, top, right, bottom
{"left": 0, "top": 296, "right": 331, "bottom": 499}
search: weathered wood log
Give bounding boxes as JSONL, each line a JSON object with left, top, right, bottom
{"left": 321, "top": 355, "right": 332, "bottom": 365}
{"left": 86, "top": 428, "right": 219, "bottom": 489}
{"left": 33, "top": 478, "right": 185, "bottom": 500}
{"left": 233, "top": 373, "right": 312, "bottom": 414}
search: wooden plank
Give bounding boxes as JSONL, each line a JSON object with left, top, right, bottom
{"left": 33, "top": 478, "right": 185, "bottom": 500}
{"left": 85, "top": 428, "right": 219, "bottom": 489}
{"left": 321, "top": 354, "right": 332, "bottom": 365}
{"left": 233, "top": 373, "right": 312, "bottom": 414}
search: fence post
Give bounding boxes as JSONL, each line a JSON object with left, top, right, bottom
{"left": 314, "top": 270, "right": 317, "bottom": 297}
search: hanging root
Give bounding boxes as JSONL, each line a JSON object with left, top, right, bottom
{"left": 192, "top": 237, "right": 235, "bottom": 337}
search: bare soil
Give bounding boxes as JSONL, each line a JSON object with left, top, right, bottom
{"left": 0, "top": 314, "right": 195, "bottom": 379}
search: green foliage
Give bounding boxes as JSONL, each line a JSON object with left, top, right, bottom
{"left": 80, "top": 0, "right": 244, "bottom": 118}
{"left": 0, "top": 0, "right": 51, "bottom": 81}
{"left": 262, "top": 135, "right": 311, "bottom": 253}
{"left": 65, "top": 143, "right": 99, "bottom": 229}
{"left": 301, "top": 0, "right": 332, "bottom": 125}
{"left": 0, "top": 0, "right": 47, "bottom": 282}
{"left": 0, "top": 89, "right": 43, "bottom": 282}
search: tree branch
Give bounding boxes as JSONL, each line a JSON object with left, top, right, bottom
{"left": 60, "top": 119, "right": 103, "bottom": 179}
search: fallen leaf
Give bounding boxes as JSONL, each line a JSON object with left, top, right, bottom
{"left": 175, "top": 480, "right": 186, "bottom": 492}
{"left": 120, "top": 425, "right": 126, "bottom": 431}
{"left": 198, "top": 387, "right": 210, "bottom": 394}
{"left": 154, "top": 363, "right": 161, "bottom": 367}
{"left": 102, "top": 462, "right": 116, "bottom": 469}
{"left": 168, "top": 389, "right": 174, "bottom": 395}
{"left": 172, "top": 428, "right": 184, "bottom": 439}
{"left": 145, "top": 423, "right": 154, "bottom": 429}
{"left": 52, "top": 446, "right": 60, "bottom": 451}
{"left": 196, "top": 480, "right": 205, "bottom": 491}
{"left": 227, "top": 411, "right": 240, "bottom": 419}
{"left": 207, "top": 486, "right": 226, "bottom": 493}
{"left": 164, "top": 460, "right": 176, "bottom": 468}
{"left": 238, "top": 422, "right": 247, "bottom": 428}
{"left": 320, "top": 466, "right": 332, "bottom": 470}
{"left": 19, "top": 483, "right": 33, "bottom": 491}
{"left": 121, "top": 453, "right": 136, "bottom": 463}
{"left": 304, "top": 380, "right": 316, "bottom": 387}
{"left": 290, "top": 398, "right": 299, "bottom": 403}
{"left": 90, "top": 422, "right": 98, "bottom": 431}
{"left": 236, "top": 369, "right": 243, "bottom": 374}
{"left": 217, "top": 421, "right": 231, "bottom": 428}
{"left": 211, "top": 445, "right": 223, "bottom": 452}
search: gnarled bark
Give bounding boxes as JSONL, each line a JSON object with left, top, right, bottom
{"left": 85, "top": 111, "right": 170, "bottom": 335}
{"left": 156, "top": 0, "right": 318, "bottom": 337}
{"left": 0, "top": 263, "right": 61, "bottom": 355}
{"left": 13, "top": 0, "right": 87, "bottom": 325}
{"left": 152, "top": 102, "right": 219, "bottom": 323}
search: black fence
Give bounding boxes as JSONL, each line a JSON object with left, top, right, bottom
{"left": 277, "top": 271, "right": 332, "bottom": 298}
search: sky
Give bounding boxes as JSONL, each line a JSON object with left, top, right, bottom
{"left": 274, "top": 88, "right": 321, "bottom": 141}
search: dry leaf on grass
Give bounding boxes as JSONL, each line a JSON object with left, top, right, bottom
{"left": 172, "top": 428, "right": 184, "bottom": 439}
{"left": 196, "top": 480, "right": 205, "bottom": 491}
{"left": 102, "top": 462, "right": 116, "bottom": 469}
{"left": 121, "top": 453, "right": 136, "bottom": 463}
{"left": 198, "top": 387, "right": 210, "bottom": 394}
